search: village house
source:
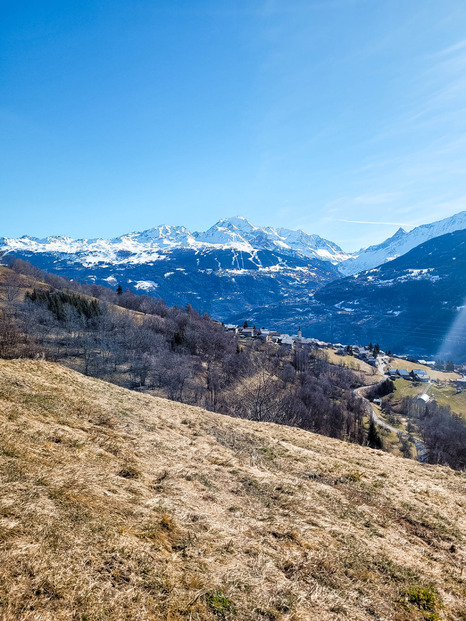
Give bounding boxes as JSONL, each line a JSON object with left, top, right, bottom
{"left": 397, "top": 369, "right": 411, "bottom": 380}
{"left": 278, "top": 335, "right": 295, "bottom": 349}
{"left": 223, "top": 324, "right": 239, "bottom": 334}
{"left": 239, "top": 326, "right": 255, "bottom": 338}
{"left": 411, "top": 369, "right": 430, "bottom": 382}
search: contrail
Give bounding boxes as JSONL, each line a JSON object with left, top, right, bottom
{"left": 337, "top": 219, "right": 414, "bottom": 226}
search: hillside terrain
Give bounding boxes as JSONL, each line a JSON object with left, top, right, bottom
{"left": 3, "top": 260, "right": 466, "bottom": 470}
{"left": 0, "top": 262, "right": 372, "bottom": 451}
{"left": 1, "top": 358, "right": 466, "bottom": 620}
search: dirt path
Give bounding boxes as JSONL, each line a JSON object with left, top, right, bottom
{"left": 354, "top": 383, "right": 428, "bottom": 463}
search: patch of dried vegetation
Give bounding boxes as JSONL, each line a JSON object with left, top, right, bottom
{"left": 0, "top": 359, "right": 465, "bottom": 620}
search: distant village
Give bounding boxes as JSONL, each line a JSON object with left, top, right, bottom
{"left": 223, "top": 322, "right": 466, "bottom": 391}
{"left": 223, "top": 322, "right": 328, "bottom": 350}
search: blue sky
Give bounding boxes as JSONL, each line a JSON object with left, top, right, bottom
{"left": 2, "top": 0, "right": 466, "bottom": 251}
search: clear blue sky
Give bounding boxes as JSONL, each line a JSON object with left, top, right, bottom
{"left": 2, "top": 0, "right": 466, "bottom": 251}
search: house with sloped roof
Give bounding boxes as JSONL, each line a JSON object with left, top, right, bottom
{"left": 411, "top": 369, "right": 430, "bottom": 382}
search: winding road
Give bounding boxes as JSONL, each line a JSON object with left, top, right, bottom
{"left": 354, "top": 382, "right": 428, "bottom": 463}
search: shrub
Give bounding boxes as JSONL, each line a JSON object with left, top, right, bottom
{"left": 205, "top": 590, "right": 235, "bottom": 617}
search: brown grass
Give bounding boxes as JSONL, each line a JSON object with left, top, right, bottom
{"left": 430, "top": 384, "right": 466, "bottom": 419}
{"left": 325, "top": 350, "right": 381, "bottom": 385}
{"left": 388, "top": 357, "right": 460, "bottom": 382}
{"left": 0, "top": 359, "right": 465, "bottom": 620}
{"left": 0, "top": 266, "right": 49, "bottom": 301}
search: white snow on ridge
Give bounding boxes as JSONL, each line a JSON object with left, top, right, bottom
{"left": 339, "top": 211, "right": 466, "bottom": 275}
{"left": 2, "top": 211, "right": 464, "bottom": 274}
{"left": 134, "top": 280, "right": 158, "bottom": 291}
{"left": 0, "top": 216, "right": 350, "bottom": 266}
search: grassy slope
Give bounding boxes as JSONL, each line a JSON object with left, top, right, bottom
{"left": 324, "top": 350, "right": 380, "bottom": 385}
{"left": 388, "top": 357, "right": 459, "bottom": 382}
{"left": 0, "top": 265, "right": 47, "bottom": 300}
{"left": 429, "top": 385, "right": 466, "bottom": 419}
{"left": 0, "top": 360, "right": 465, "bottom": 621}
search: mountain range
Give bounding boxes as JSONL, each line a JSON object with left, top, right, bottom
{"left": 1, "top": 211, "right": 466, "bottom": 358}
{"left": 0, "top": 216, "right": 351, "bottom": 265}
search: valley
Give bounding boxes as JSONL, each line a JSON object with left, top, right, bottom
{"left": 2, "top": 212, "right": 466, "bottom": 361}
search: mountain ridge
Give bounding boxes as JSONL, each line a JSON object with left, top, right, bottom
{"left": 0, "top": 216, "right": 351, "bottom": 265}
{"left": 3, "top": 211, "right": 466, "bottom": 274}
{"left": 340, "top": 210, "right": 466, "bottom": 275}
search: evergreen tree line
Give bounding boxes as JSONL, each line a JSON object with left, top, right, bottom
{"left": 25, "top": 289, "right": 101, "bottom": 322}
{"left": 365, "top": 378, "right": 395, "bottom": 401}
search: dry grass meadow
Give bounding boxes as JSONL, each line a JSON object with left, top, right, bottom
{"left": 325, "top": 350, "right": 381, "bottom": 386}
{"left": 0, "top": 359, "right": 466, "bottom": 620}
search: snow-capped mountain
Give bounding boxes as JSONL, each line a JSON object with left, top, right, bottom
{"left": 0, "top": 217, "right": 343, "bottom": 319}
{"left": 339, "top": 211, "right": 466, "bottom": 275}
{"left": 192, "top": 216, "right": 351, "bottom": 262}
{"left": 0, "top": 216, "right": 350, "bottom": 265}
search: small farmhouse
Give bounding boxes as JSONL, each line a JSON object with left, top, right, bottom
{"left": 411, "top": 369, "right": 430, "bottom": 382}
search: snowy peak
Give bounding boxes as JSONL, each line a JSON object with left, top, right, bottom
{"left": 193, "top": 217, "right": 350, "bottom": 262}
{"left": 339, "top": 211, "right": 466, "bottom": 275}
{"left": 117, "top": 225, "right": 193, "bottom": 246}
{"left": 0, "top": 216, "right": 349, "bottom": 266}
{"left": 193, "top": 217, "right": 255, "bottom": 248}
{"left": 218, "top": 215, "right": 255, "bottom": 232}
{"left": 377, "top": 227, "right": 407, "bottom": 248}
{"left": 276, "top": 227, "right": 347, "bottom": 260}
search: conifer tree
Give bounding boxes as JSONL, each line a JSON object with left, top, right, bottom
{"left": 367, "top": 419, "right": 382, "bottom": 449}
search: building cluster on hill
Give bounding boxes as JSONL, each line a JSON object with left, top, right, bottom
{"left": 387, "top": 368, "right": 430, "bottom": 382}
{"left": 223, "top": 324, "right": 329, "bottom": 349}
{"left": 223, "top": 324, "right": 465, "bottom": 386}
{"left": 335, "top": 344, "right": 384, "bottom": 367}
{"left": 224, "top": 324, "right": 388, "bottom": 366}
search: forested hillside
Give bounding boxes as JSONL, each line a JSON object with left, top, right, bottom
{"left": 0, "top": 260, "right": 367, "bottom": 447}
